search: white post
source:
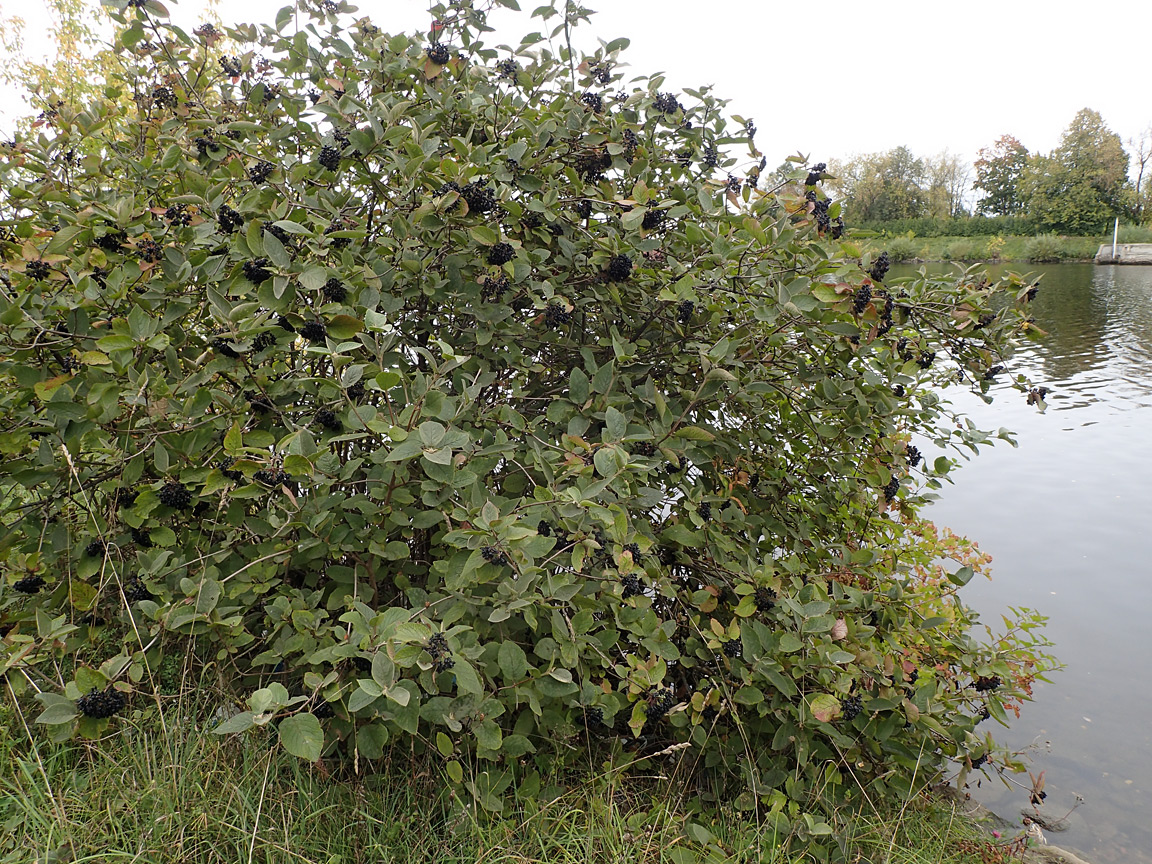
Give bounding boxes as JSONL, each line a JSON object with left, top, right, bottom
{"left": 1113, "top": 217, "right": 1119, "bottom": 261}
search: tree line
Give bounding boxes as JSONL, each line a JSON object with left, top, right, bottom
{"left": 827, "top": 109, "right": 1152, "bottom": 235}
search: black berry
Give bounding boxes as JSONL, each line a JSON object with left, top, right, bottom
{"left": 621, "top": 574, "right": 644, "bottom": 599}
{"left": 76, "top": 687, "right": 127, "bottom": 719}
{"left": 882, "top": 477, "right": 900, "bottom": 503}
{"left": 158, "top": 482, "right": 192, "bottom": 510}
{"left": 220, "top": 55, "right": 242, "bottom": 76}
{"left": 495, "top": 58, "right": 518, "bottom": 80}
{"left": 905, "top": 444, "right": 922, "bottom": 467}
{"left": 300, "top": 321, "right": 327, "bottom": 342}
{"left": 544, "top": 304, "right": 571, "bottom": 327}
{"left": 316, "top": 408, "right": 341, "bottom": 431}
{"left": 248, "top": 161, "right": 274, "bottom": 184}
{"left": 805, "top": 163, "right": 827, "bottom": 186}
{"left": 754, "top": 587, "right": 776, "bottom": 611}
{"left": 13, "top": 575, "right": 45, "bottom": 594}
{"left": 137, "top": 239, "right": 163, "bottom": 263}
{"left": 487, "top": 242, "right": 514, "bottom": 265}
{"left": 322, "top": 277, "right": 347, "bottom": 302}
{"left": 581, "top": 92, "right": 603, "bottom": 113}
{"left": 243, "top": 258, "right": 272, "bottom": 283}
{"left": 217, "top": 205, "right": 243, "bottom": 234}
{"left": 426, "top": 43, "right": 451, "bottom": 65}
{"left": 26, "top": 261, "right": 52, "bottom": 280}
{"left": 317, "top": 145, "right": 341, "bottom": 172}
{"left": 973, "top": 675, "right": 1001, "bottom": 692}
{"left": 868, "top": 252, "right": 891, "bottom": 283}
{"left": 253, "top": 468, "right": 289, "bottom": 487}
{"left": 852, "top": 285, "right": 872, "bottom": 315}
{"left": 122, "top": 576, "right": 152, "bottom": 602}
{"left": 606, "top": 254, "right": 632, "bottom": 282}
{"left": 841, "top": 694, "right": 863, "bottom": 721}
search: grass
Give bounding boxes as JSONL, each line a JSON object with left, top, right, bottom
{"left": 858, "top": 233, "right": 1106, "bottom": 263}
{"left": 0, "top": 694, "right": 1000, "bottom": 864}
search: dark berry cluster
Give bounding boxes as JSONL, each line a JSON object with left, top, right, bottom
{"left": 754, "top": 587, "right": 776, "bottom": 612}
{"left": 210, "top": 333, "right": 240, "bottom": 358}
{"left": 970, "top": 752, "right": 988, "bottom": 769}
{"left": 487, "top": 242, "right": 514, "bottom": 265}
{"left": 641, "top": 209, "right": 665, "bottom": 231}
{"left": 481, "top": 545, "right": 510, "bottom": 566}
{"left": 248, "top": 161, "right": 274, "bottom": 183}
{"left": 300, "top": 321, "right": 326, "bottom": 342}
{"left": 322, "top": 277, "right": 347, "bottom": 302}
{"left": 975, "top": 312, "right": 996, "bottom": 329}
{"left": 254, "top": 467, "right": 289, "bottom": 487}
{"left": 152, "top": 86, "right": 176, "bottom": 108}
{"left": 974, "top": 675, "right": 1002, "bottom": 692}
{"left": 426, "top": 43, "right": 451, "bottom": 65}
{"left": 701, "top": 145, "right": 718, "bottom": 167}
{"left": 676, "top": 299, "right": 694, "bottom": 324}
{"left": 876, "top": 290, "right": 895, "bottom": 335}
{"left": 983, "top": 364, "right": 1004, "bottom": 381}
{"left": 905, "top": 444, "right": 922, "bottom": 467}
{"left": 220, "top": 55, "right": 242, "bottom": 76}
{"left": 868, "top": 251, "right": 891, "bottom": 283}
{"left": 744, "top": 118, "right": 756, "bottom": 138}
{"left": 544, "top": 303, "right": 571, "bottom": 327}
{"left": 218, "top": 456, "right": 243, "bottom": 481}
{"left": 575, "top": 150, "right": 612, "bottom": 181}
{"left": 580, "top": 92, "right": 603, "bottom": 113}
{"left": 265, "top": 224, "right": 291, "bottom": 247}
{"left": 831, "top": 216, "right": 845, "bottom": 239}
{"left": 622, "top": 129, "right": 639, "bottom": 156}
{"left": 425, "top": 633, "right": 454, "bottom": 671}
{"left": 623, "top": 542, "right": 641, "bottom": 560}
{"left": 165, "top": 203, "right": 190, "bottom": 227}
{"left": 324, "top": 220, "right": 350, "bottom": 248}
{"left": 252, "top": 331, "right": 276, "bottom": 352}
{"left": 316, "top": 408, "right": 341, "bottom": 431}
{"left": 726, "top": 174, "right": 742, "bottom": 195}
{"left": 26, "top": 260, "right": 52, "bottom": 280}
{"left": 841, "top": 694, "right": 863, "bottom": 721}
{"left": 589, "top": 62, "right": 612, "bottom": 84}
{"left": 96, "top": 229, "right": 126, "bottom": 252}
{"left": 917, "top": 351, "right": 936, "bottom": 369}
{"left": 606, "top": 254, "right": 632, "bottom": 282}
{"left": 122, "top": 576, "right": 152, "bottom": 602}
{"left": 84, "top": 539, "right": 105, "bottom": 557}
{"left": 313, "top": 700, "right": 335, "bottom": 719}
{"left": 193, "top": 22, "right": 217, "bottom": 38}
{"left": 882, "top": 477, "right": 900, "bottom": 502}
{"left": 346, "top": 381, "right": 365, "bottom": 402}
{"left": 536, "top": 520, "right": 552, "bottom": 537}
{"left": 573, "top": 199, "right": 593, "bottom": 219}
{"left": 137, "top": 239, "right": 163, "bottom": 263}
{"left": 495, "top": 58, "right": 518, "bottom": 79}
{"left": 13, "top": 575, "right": 45, "bottom": 594}
{"left": 480, "top": 273, "right": 509, "bottom": 302}
{"left": 1025, "top": 284, "right": 1039, "bottom": 302}
{"left": 656, "top": 546, "right": 676, "bottom": 567}
{"left": 460, "top": 179, "right": 496, "bottom": 214}
{"left": 317, "top": 145, "right": 341, "bottom": 172}
{"left": 698, "top": 501, "right": 712, "bottom": 521}
{"left": 621, "top": 574, "right": 644, "bottom": 599}
{"left": 130, "top": 526, "right": 152, "bottom": 547}
{"left": 852, "top": 284, "right": 872, "bottom": 315}
{"left": 634, "top": 441, "right": 656, "bottom": 457}
{"left": 652, "top": 92, "right": 681, "bottom": 114}
{"left": 665, "top": 455, "right": 688, "bottom": 473}
{"left": 647, "top": 687, "right": 675, "bottom": 720}
{"left": 217, "top": 205, "right": 243, "bottom": 234}
{"left": 242, "top": 258, "right": 271, "bottom": 283}
{"left": 805, "top": 162, "right": 827, "bottom": 186}
{"left": 722, "top": 639, "right": 741, "bottom": 659}
{"left": 158, "top": 481, "right": 192, "bottom": 510}
{"left": 76, "top": 687, "right": 127, "bottom": 719}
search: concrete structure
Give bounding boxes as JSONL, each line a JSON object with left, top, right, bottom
{"left": 1094, "top": 243, "right": 1152, "bottom": 264}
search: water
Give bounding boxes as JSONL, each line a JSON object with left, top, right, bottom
{"left": 902, "top": 263, "right": 1152, "bottom": 863}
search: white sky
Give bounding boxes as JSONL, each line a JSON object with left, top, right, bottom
{"left": 3, "top": 0, "right": 1150, "bottom": 176}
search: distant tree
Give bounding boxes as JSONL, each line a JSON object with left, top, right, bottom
{"left": 829, "top": 146, "right": 926, "bottom": 222}
{"left": 1021, "top": 108, "right": 1131, "bottom": 234}
{"left": 973, "top": 135, "right": 1029, "bottom": 216}
{"left": 925, "top": 150, "right": 971, "bottom": 218}
{"left": 1127, "top": 125, "right": 1152, "bottom": 221}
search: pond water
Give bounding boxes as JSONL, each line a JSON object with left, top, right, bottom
{"left": 899, "top": 262, "right": 1152, "bottom": 863}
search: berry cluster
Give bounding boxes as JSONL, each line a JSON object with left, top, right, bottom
{"left": 811, "top": 197, "right": 831, "bottom": 233}
{"left": 84, "top": 539, "right": 105, "bottom": 557}
{"left": 754, "top": 587, "right": 776, "bottom": 611}
{"left": 841, "top": 694, "right": 863, "bottom": 721}
{"left": 647, "top": 688, "right": 675, "bottom": 721}
{"left": 313, "top": 700, "right": 335, "bottom": 719}
{"left": 218, "top": 456, "right": 243, "bottom": 481}
{"left": 882, "top": 477, "right": 900, "bottom": 502}
{"left": 1025, "top": 284, "right": 1039, "bottom": 302}
{"left": 165, "top": 204, "right": 190, "bottom": 227}
{"left": 122, "top": 576, "right": 152, "bottom": 602}
{"left": 722, "top": 639, "right": 741, "bottom": 659}
{"left": 831, "top": 216, "right": 845, "bottom": 239}
{"left": 254, "top": 467, "right": 289, "bottom": 487}
{"left": 217, "top": 205, "right": 243, "bottom": 234}
{"left": 852, "top": 284, "right": 872, "bottom": 315}
{"left": 676, "top": 299, "right": 694, "bottom": 324}
{"left": 487, "top": 242, "right": 514, "bottom": 265}
{"left": 652, "top": 92, "right": 681, "bottom": 114}
{"left": 248, "top": 161, "right": 274, "bottom": 183}
{"left": 211, "top": 333, "right": 240, "bottom": 358}
{"left": 220, "top": 55, "right": 242, "bottom": 76}
{"left": 495, "top": 58, "right": 518, "bottom": 80}
{"left": 300, "top": 321, "right": 327, "bottom": 342}
{"left": 656, "top": 546, "right": 676, "bottom": 567}
{"left": 975, "top": 312, "right": 996, "bottom": 329}
{"left": 702, "top": 144, "right": 718, "bottom": 167}
{"left": 316, "top": 408, "right": 341, "bottom": 431}
{"left": 983, "top": 364, "right": 1004, "bottom": 381}
{"left": 744, "top": 118, "right": 757, "bottom": 139}
{"left": 633, "top": 441, "right": 656, "bottom": 457}
{"left": 480, "top": 273, "right": 509, "bottom": 302}
{"left": 266, "top": 224, "right": 292, "bottom": 247}
{"left": 425, "top": 43, "right": 451, "bottom": 65}
{"left": 868, "top": 252, "right": 891, "bottom": 283}
{"left": 137, "top": 239, "right": 163, "bottom": 263}
{"left": 580, "top": 92, "right": 603, "bottom": 113}
{"left": 623, "top": 542, "right": 641, "bottom": 559}
{"left": 76, "top": 687, "right": 127, "bottom": 719}
{"left": 805, "top": 162, "right": 827, "bottom": 186}
{"left": 622, "top": 129, "right": 639, "bottom": 157}
{"left": 317, "top": 145, "right": 341, "bottom": 172}
{"left": 158, "top": 481, "right": 192, "bottom": 510}
{"left": 589, "top": 62, "right": 612, "bottom": 84}
{"left": 26, "top": 261, "right": 51, "bottom": 280}
{"left": 252, "top": 331, "right": 276, "bottom": 352}
{"left": 726, "top": 174, "right": 742, "bottom": 195}
{"left": 606, "top": 254, "right": 632, "bottom": 281}
{"left": 96, "top": 229, "right": 126, "bottom": 252}
{"left": 905, "top": 444, "right": 922, "bottom": 467}
{"left": 544, "top": 303, "right": 571, "bottom": 327}
{"left": 425, "top": 633, "right": 455, "bottom": 672}
{"left": 346, "top": 381, "right": 365, "bottom": 401}
{"left": 575, "top": 150, "right": 612, "bottom": 181}
{"left": 917, "top": 351, "right": 935, "bottom": 369}
{"left": 460, "top": 179, "right": 496, "bottom": 214}
{"left": 573, "top": 199, "right": 593, "bottom": 219}
{"left": 536, "top": 520, "right": 552, "bottom": 537}
{"left": 322, "top": 277, "right": 347, "bottom": 302}
{"left": 971, "top": 753, "right": 988, "bottom": 769}
{"left": 130, "top": 527, "right": 152, "bottom": 547}
{"left": 243, "top": 258, "right": 271, "bottom": 283}
{"left": 665, "top": 455, "right": 688, "bottom": 473}
{"left": 13, "top": 575, "right": 45, "bottom": 594}
{"left": 481, "top": 545, "right": 510, "bottom": 566}
{"left": 974, "top": 675, "right": 1002, "bottom": 692}
{"left": 621, "top": 574, "right": 644, "bottom": 599}
{"left": 324, "top": 220, "right": 350, "bottom": 248}
{"left": 876, "top": 290, "right": 894, "bottom": 335}
{"left": 152, "top": 86, "right": 176, "bottom": 108}
{"left": 641, "top": 209, "right": 665, "bottom": 231}
{"left": 698, "top": 501, "right": 712, "bottom": 521}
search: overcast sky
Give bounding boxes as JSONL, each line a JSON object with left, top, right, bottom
{"left": 4, "top": 0, "right": 1150, "bottom": 174}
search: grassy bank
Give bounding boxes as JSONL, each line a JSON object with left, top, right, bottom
{"left": 856, "top": 233, "right": 1105, "bottom": 264}
{"left": 0, "top": 698, "right": 999, "bottom": 864}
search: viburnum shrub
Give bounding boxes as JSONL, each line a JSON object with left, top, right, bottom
{"left": 1, "top": 0, "right": 1053, "bottom": 843}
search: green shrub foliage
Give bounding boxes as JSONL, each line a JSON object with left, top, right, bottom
{"left": 2, "top": 0, "right": 1052, "bottom": 833}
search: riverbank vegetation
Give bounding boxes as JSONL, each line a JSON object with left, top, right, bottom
{"left": 0, "top": 0, "right": 1056, "bottom": 861}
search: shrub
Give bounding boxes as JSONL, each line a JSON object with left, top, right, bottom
{"left": 943, "top": 241, "right": 979, "bottom": 262}
{"left": 886, "top": 236, "right": 919, "bottom": 262}
{"left": 0, "top": 0, "right": 1052, "bottom": 849}
{"left": 1024, "top": 233, "right": 1068, "bottom": 262}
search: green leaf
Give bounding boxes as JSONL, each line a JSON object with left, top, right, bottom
{"left": 327, "top": 315, "right": 363, "bottom": 339}
{"left": 498, "top": 640, "right": 529, "bottom": 682}
{"left": 947, "top": 566, "right": 974, "bottom": 587}
{"left": 436, "top": 731, "right": 454, "bottom": 757}
{"left": 453, "top": 659, "right": 484, "bottom": 695}
{"left": 604, "top": 407, "right": 627, "bottom": 440}
{"left": 212, "top": 711, "right": 256, "bottom": 734}
{"left": 34, "top": 694, "right": 79, "bottom": 725}
{"left": 279, "top": 713, "right": 324, "bottom": 761}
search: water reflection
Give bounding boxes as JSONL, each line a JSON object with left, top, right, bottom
{"left": 895, "top": 263, "right": 1152, "bottom": 864}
